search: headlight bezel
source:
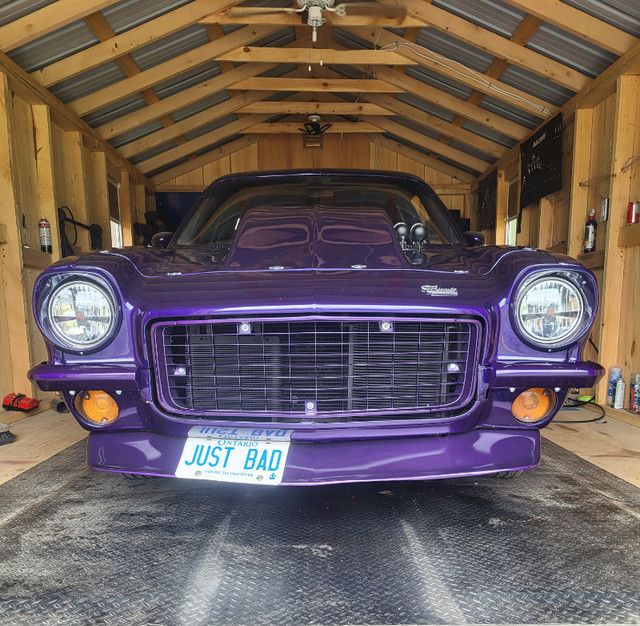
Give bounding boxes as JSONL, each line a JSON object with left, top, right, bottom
{"left": 511, "top": 270, "right": 595, "bottom": 351}
{"left": 37, "top": 273, "right": 121, "bottom": 354}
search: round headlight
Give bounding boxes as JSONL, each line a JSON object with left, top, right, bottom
{"left": 515, "top": 274, "right": 585, "bottom": 348}
{"left": 47, "top": 280, "right": 116, "bottom": 350}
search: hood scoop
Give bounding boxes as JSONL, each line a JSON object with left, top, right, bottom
{"left": 224, "top": 206, "right": 406, "bottom": 271}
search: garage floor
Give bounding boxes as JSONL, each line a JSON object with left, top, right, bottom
{"left": 0, "top": 408, "right": 639, "bottom": 625}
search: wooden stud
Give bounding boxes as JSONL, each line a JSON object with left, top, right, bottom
{"left": 597, "top": 75, "right": 639, "bottom": 399}
{"left": 231, "top": 77, "right": 403, "bottom": 93}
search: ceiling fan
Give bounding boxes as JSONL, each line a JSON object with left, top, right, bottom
{"left": 299, "top": 114, "right": 332, "bottom": 135}
{"left": 228, "top": 0, "right": 406, "bottom": 42}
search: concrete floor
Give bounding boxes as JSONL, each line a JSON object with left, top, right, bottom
{"left": 1, "top": 404, "right": 639, "bottom": 487}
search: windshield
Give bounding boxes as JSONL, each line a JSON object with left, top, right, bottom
{"left": 174, "top": 173, "right": 463, "bottom": 247}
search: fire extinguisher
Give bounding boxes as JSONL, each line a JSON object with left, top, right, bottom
{"left": 39, "top": 217, "right": 52, "bottom": 253}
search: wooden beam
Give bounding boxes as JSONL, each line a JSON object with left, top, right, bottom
{"left": 366, "top": 92, "right": 506, "bottom": 159}
{"left": 70, "top": 25, "right": 280, "bottom": 117}
{"left": 231, "top": 77, "right": 403, "bottom": 93}
{"left": 96, "top": 63, "right": 276, "bottom": 141}
{"left": 373, "top": 67, "right": 529, "bottom": 141}
{"left": 118, "top": 91, "right": 271, "bottom": 159}
{"left": 368, "top": 135, "right": 476, "bottom": 183}
{"left": 33, "top": 0, "right": 237, "bottom": 88}
{"left": 368, "top": 116, "right": 490, "bottom": 173}
{"left": 0, "top": 0, "right": 122, "bottom": 52}
{"left": 138, "top": 116, "right": 271, "bottom": 174}
{"left": 201, "top": 11, "right": 423, "bottom": 28}
{"left": 216, "top": 46, "right": 417, "bottom": 66}
{"left": 246, "top": 122, "right": 380, "bottom": 134}
{"left": 500, "top": 0, "right": 637, "bottom": 57}
{"left": 0, "top": 72, "right": 34, "bottom": 394}
{"left": 596, "top": 75, "right": 639, "bottom": 400}
{"left": 0, "top": 50, "right": 152, "bottom": 188}
{"left": 238, "top": 101, "right": 390, "bottom": 115}
{"left": 381, "top": 0, "right": 590, "bottom": 92}
{"left": 346, "top": 27, "right": 555, "bottom": 119}
{"left": 151, "top": 135, "right": 259, "bottom": 185}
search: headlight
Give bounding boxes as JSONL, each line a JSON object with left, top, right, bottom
{"left": 514, "top": 273, "right": 587, "bottom": 348}
{"left": 47, "top": 279, "right": 116, "bottom": 350}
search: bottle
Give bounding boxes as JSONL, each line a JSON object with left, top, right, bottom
{"left": 39, "top": 217, "right": 52, "bottom": 253}
{"left": 583, "top": 209, "right": 597, "bottom": 253}
{"left": 629, "top": 373, "right": 640, "bottom": 414}
{"left": 607, "top": 366, "right": 622, "bottom": 406}
{"left": 613, "top": 377, "right": 626, "bottom": 410}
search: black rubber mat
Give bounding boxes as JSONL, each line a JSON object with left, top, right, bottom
{"left": 0, "top": 439, "right": 638, "bottom": 625}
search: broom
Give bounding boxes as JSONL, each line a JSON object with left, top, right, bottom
{"left": 0, "top": 422, "right": 16, "bottom": 445}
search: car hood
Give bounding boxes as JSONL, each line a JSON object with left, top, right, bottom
{"left": 68, "top": 206, "right": 568, "bottom": 278}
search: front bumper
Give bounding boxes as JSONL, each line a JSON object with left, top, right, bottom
{"left": 87, "top": 428, "right": 540, "bottom": 485}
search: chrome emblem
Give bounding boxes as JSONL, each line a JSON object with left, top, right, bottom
{"left": 421, "top": 285, "right": 458, "bottom": 296}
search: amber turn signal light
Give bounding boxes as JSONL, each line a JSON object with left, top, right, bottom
{"left": 511, "top": 387, "right": 555, "bottom": 423}
{"left": 76, "top": 390, "right": 119, "bottom": 424}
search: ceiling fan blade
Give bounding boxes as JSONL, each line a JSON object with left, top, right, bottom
{"left": 336, "top": 2, "right": 406, "bottom": 17}
{"left": 226, "top": 6, "right": 299, "bottom": 16}
{"left": 319, "top": 124, "right": 332, "bottom": 134}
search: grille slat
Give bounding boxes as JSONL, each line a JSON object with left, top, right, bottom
{"left": 152, "top": 317, "right": 479, "bottom": 421}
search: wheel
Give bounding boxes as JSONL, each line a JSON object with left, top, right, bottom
{"left": 490, "top": 470, "right": 523, "bottom": 479}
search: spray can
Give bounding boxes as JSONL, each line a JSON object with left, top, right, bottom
{"left": 607, "top": 366, "right": 623, "bottom": 406}
{"left": 629, "top": 373, "right": 640, "bottom": 414}
{"left": 39, "top": 217, "right": 52, "bottom": 253}
{"left": 613, "top": 377, "right": 626, "bottom": 410}
{"left": 583, "top": 209, "right": 597, "bottom": 253}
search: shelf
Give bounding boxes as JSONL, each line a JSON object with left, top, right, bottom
{"left": 577, "top": 249, "right": 605, "bottom": 269}
{"left": 618, "top": 221, "right": 640, "bottom": 247}
{"left": 21, "top": 246, "right": 54, "bottom": 270}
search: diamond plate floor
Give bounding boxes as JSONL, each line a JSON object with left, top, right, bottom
{"left": 0, "top": 440, "right": 638, "bottom": 625}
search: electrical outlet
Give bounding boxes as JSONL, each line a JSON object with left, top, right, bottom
{"left": 600, "top": 198, "right": 609, "bottom": 222}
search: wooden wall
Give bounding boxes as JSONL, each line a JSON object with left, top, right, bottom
{"left": 156, "top": 135, "right": 472, "bottom": 216}
{"left": 0, "top": 69, "right": 152, "bottom": 400}
{"left": 484, "top": 71, "right": 640, "bottom": 409}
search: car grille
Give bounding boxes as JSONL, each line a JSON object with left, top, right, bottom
{"left": 150, "top": 316, "right": 481, "bottom": 422}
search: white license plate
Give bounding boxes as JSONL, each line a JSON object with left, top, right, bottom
{"left": 175, "top": 427, "right": 291, "bottom": 485}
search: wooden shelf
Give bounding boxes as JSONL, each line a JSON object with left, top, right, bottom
{"left": 577, "top": 249, "right": 605, "bottom": 269}
{"left": 21, "top": 246, "right": 54, "bottom": 270}
{"left": 618, "top": 221, "right": 640, "bottom": 247}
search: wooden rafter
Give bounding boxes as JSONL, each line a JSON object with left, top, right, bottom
{"left": 151, "top": 135, "right": 260, "bottom": 185}
{"left": 0, "top": 0, "right": 123, "bottom": 52}
{"left": 500, "top": 0, "right": 638, "bottom": 57}
{"left": 344, "top": 27, "right": 556, "bottom": 118}
{"left": 33, "top": 0, "right": 238, "bottom": 88}
{"left": 367, "top": 135, "right": 476, "bottom": 184}
{"left": 379, "top": 0, "right": 591, "bottom": 92}
{"left": 137, "top": 115, "right": 273, "bottom": 174}
{"left": 368, "top": 116, "right": 491, "bottom": 173}
{"left": 373, "top": 67, "right": 529, "bottom": 140}
{"left": 118, "top": 91, "right": 272, "bottom": 160}
{"left": 96, "top": 63, "right": 278, "bottom": 140}
{"left": 365, "top": 93, "right": 506, "bottom": 159}
{"left": 69, "top": 25, "right": 281, "bottom": 117}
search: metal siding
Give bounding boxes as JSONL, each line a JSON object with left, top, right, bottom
{"left": 129, "top": 25, "right": 210, "bottom": 71}
{"left": 431, "top": 0, "right": 525, "bottom": 37}
{"left": 562, "top": 0, "right": 640, "bottom": 35}
{"left": 102, "top": 0, "right": 194, "bottom": 35}
{"left": 49, "top": 62, "right": 127, "bottom": 104}
{"left": 0, "top": 0, "right": 54, "bottom": 26}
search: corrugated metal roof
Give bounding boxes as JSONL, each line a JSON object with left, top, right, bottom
{"left": 0, "top": 0, "right": 634, "bottom": 181}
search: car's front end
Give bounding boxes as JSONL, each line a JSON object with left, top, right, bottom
{"left": 29, "top": 171, "right": 603, "bottom": 485}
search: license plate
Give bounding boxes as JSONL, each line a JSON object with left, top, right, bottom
{"left": 175, "top": 426, "right": 292, "bottom": 485}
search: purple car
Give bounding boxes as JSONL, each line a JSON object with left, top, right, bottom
{"left": 30, "top": 170, "right": 603, "bottom": 485}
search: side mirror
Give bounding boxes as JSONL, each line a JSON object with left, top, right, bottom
{"left": 151, "top": 231, "right": 173, "bottom": 249}
{"left": 464, "top": 231, "right": 485, "bottom": 247}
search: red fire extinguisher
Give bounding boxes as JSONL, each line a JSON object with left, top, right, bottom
{"left": 39, "top": 217, "right": 52, "bottom": 253}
